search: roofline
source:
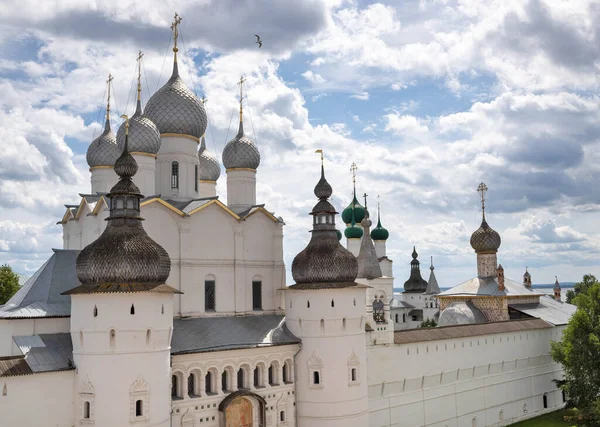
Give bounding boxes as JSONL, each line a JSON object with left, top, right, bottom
{"left": 140, "top": 198, "right": 187, "bottom": 217}
{"left": 244, "top": 206, "right": 280, "bottom": 223}
{"left": 0, "top": 315, "right": 70, "bottom": 320}
{"left": 171, "top": 341, "right": 300, "bottom": 356}
{"left": 187, "top": 199, "right": 241, "bottom": 220}
{"left": 0, "top": 366, "right": 75, "bottom": 378}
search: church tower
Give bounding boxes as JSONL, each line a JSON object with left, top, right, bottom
{"left": 342, "top": 163, "right": 364, "bottom": 256}
{"left": 286, "top": 153, "right": 369, "bottom": 427}
{"left": 87, "top": 74, "right": 120, "bottom": 194}
{"left": 222, "top": 76, "right": 261, "bottom": 214}
{"left": 65, "top": 116, "right": 180, "bottom": 427}
{"left": 145, "top": 14, "right": 208, "bottom": 201}
{"left": 470, "top": 182, "right": 501, "bottom": 278}
{"left": 554, "top": 276, "right": 561, "bottom": 301}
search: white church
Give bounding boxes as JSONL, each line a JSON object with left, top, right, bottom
{"left": 0, "top": 15, "right": 577, "bottom": 427}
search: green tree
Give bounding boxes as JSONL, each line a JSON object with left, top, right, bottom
{"left": 566, "top": 274, "right": 599, "bottom": 305}
{"left": 0, "top": 264, "right": 20, "bottom": 305}
{"left": 551, "top": 282, "right": 600, "bottom": 426}
{"left": 420, "top": 318, "right": 437, "bottom": 328}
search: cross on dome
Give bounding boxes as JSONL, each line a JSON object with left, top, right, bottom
{"left": 477, "top": 182, "right": 488, "bottom": 218}
{"left": 136, "top": 50, "right": 143, "bottom": 102}
{"left": 171, "top": 13, "right": 182, "bottom": 54}
{"left": 237, "top": 75, "right": 246, "bottom": 120}
{"left": 106, "top": 73, "right": 113, "bottom": 121}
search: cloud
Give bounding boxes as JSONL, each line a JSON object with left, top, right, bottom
{"left": 350, "top": 91, "right": 369, "bottom": 100}
{"left": 302, "top": 70, "right": 325, "bottom": 84}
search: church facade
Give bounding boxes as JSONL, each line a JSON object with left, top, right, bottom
{"left": 0, "top": 16, "right": 576, "bottom": 427}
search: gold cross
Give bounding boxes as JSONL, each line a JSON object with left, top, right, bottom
{"left": 350, "top": 162, "right": 357, "bottom": 183}
{"left": 106, "top": 73, "right": 113, "bottom": 120}
{"left": 136, "top": 50, "right": 144, "bottom": 101}
{"left": 237, "top": 75, "right": 246, "bottom": 118}
{"left": 171, "top": 13, "right": 182, "bottom": 53}
{"left": 363, "top": 192, "right": 368, "bottom": 208}
{"left": 477, "top": 182, "right": 488, "bottom": 217}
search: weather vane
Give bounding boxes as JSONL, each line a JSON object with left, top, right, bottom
{"left": 477, "top": 182, "right": 488, "bottom": 218}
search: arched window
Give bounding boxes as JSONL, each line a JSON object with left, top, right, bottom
{"left": 194, "top": 165, "right": 198, "bottom": 192}
{"left": 313, "top": 371, "right": 320, "bottom": 385}
{"left": 135, "top": 400, "right": 143, "bottom": 417}
{"left": 252, "top": 280, "right": 262, "bottom": 310}
{"left": 268, "top": 364, "right": 274, "bottom": 386}
{"left": 543, "top": 393, "right": 548, "bottom": 408}
{"left": 331, "top": 299, "right": 335, "bottom": 307}
{"left": 205, "top": 371, "right": 214, "bottom": 395}
{"left": 222, "top": 370, "right": 230, "bottom": 393}
{"left": 188, "top": 374, "right": 196, "bottom": 397}
{"left": 79, "top": 331, "right": 84, "bottom": 348}
{"left": 499, "top": 410, "right": 504, "bottom": 421}
{"left": 342, "top": 318, "right": 347, "bottom": 331}
{"left": 205, "top": 278, "right": 216, "bottom": 311}
{"left": 93, "top": 305, "right": 98, "bottom": 317}
{"left": 283, "top": 361, "right": 292, "bottom": 384}
{"left": 395, "top": 314, "right": 399, "bottom": 323}
{"left": 403, "top": 313, "right": 407, "bottom": 322}
{"left": 562, "top": 390, "right": 566, "bottom": 402}
{"left": 130, "top": 304, "right": 135, "bottom": 315}
{"left": 254, "top": 366, "right": 260, "bottom": 388}
{"left": 307, "top": 300, "right": 310, "bottom": 308}
{"left": 161, "top": 304, "right": 164, "bottom": 314}
{"left": 280, "top": 411, "right": 286, "bottom": 422}
{"left": 145, "top": 329, "right": 151, "bottom": 347}
{"left": 237, "top": 368, "right": 246, "bottom": 390}
{"left": 171, "top": 375, "right": 178, "bottom": 399}
{"left": 351, "top": 368, "right": 357, "bottom": 382}
{"left": 320, "top": 319, "right": 325, "bottom": 332}
{"left": 171, "top": 161, "right": 179, "bottom": 189}
{"left": 83, "top": 401, "right": 91, "bottom": 419}
{"left": 472, "top": 417, "right": 477, "bottom": 427}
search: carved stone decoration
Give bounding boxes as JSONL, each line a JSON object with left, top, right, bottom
{"left": 308, "top": 352, "right": 324, "bottom": 390}
{"left": 130, "top": 374, "right": 150, "bottom": 422}
{"left": 79, "top": 378, "right": 95, "bottom": 424}
{"left": 347, "top": 350, "right": 360, "bottom": 386}
{"left": 181, "top": 408, "right": 196, "bottom": 427}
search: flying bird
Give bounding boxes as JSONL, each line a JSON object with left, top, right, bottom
{"left": 255, "top": 34, "right": 262, "bottom": 48}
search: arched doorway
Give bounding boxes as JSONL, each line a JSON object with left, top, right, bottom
{"left": 219, "top": 390, "right": 266, "bottom": 427}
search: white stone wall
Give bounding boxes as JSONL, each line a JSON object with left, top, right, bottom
{"left": 368, "top": 326, "right": 566, "bottom": 426}
{"left": 132, "top": 153, "right": 157, "bottom": 196}
{"left": 286, "top": 286, "right": 370, "bottom": 427}
{"left": 90, "top": 167, "right": 118, "bottom": 194}
{"left": 357, "top": 276, "right": 394, "bottom": 344}
{"left": 156, "top": 136, "right": 200, "bottom": 201}
{"left": 226, "top": 169, "right": 257, "bottom": 214}
{"left": 71, "top": 293, "right": 174, "bottom": 427}
{"left": 0, "top": 317, "right": 70, "bottom": 357}
{"left": 170, "top": 345, "right": 299, "bottom": 427}
{"left": 0, "top": 370, "right": 75, "bottom": 427}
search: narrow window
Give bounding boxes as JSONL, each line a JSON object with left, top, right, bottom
{"left": 161, "top": 304, "right": 164, "bottom": 314}
{"left": 353, "top": 298, "right": 356, "bottom": 306}
{"left": 130, "top": 304, "right": 135, "bottom": 315}
{"left": 222, "top": 370, "right": 229, "bottom": 392}
{"left": 237, "top": 369, "right": 245, "bottom": 389}
{"left": 79, "top": 331, "right": 84, "bottom": 348}
{"left": 320, "top": 319, "right": 325, "bottom": 332}
{"left": 194, "top": 165, "right": 198, "bottom": 192}
{"left": 252, "top": 281, "right": 262, "bottom": 310}
{"left": 543, "top": 393, "right": 548, "bottom": 408}
{"left": 1, "top": 384, "right": 6, "bottom": 396}
{"left": 395, "top": 314, "right": 399, "bottom": 323}
{"left": 84, "top": 401, "right": 91, "bottom": 419}
{"left": 280, "top": 411, "right": 285, "bottom": 422}
{"left": 351, "top": 368, "right": 357, "bottom": 382}
{"left": 282, "top": 363, "right": 288, "bottom": 383}
{"left": 331, "top": 299, "right": 335, "bottom": 307}
{"left": 188, "top": 374, "right": 196, "bottom": 397}
{"left": 313, "top": 371, "right": 320, "bottom": 385}
{"left": 402, "top": 313, "right": 406, "bottom": 322}
{"left": 268, "top": 364, "right": 274, "bottom": 386}
{"left": 171, "top": 161, "right": 179, "bottom": 189}
{"left": 145, "top": 329, "right": 151, "bottom": 346}
{"left": 93, "top": 305, "right": 98, "bottom": 317}
{"left": 342, "top": 318, "right": 346, "bottom": 331}
{"left": 307, "top": 300, "right": 310, "bottom": 308}
{"left": 171, "top": 375, "right": 178, "bottom": 398}
{"left": 254, "top": 367, "right": 260, "bottom": 388}
{"left": 562, "top": 390, "right": 566, "bottom": 402}
{"left": 205, "top": 280, "right": 216, "bottom": 311}
{"left": 135, "top": 400, "right": 143, "bottom": 417}
{"left": 205, "top": 372, "right": 213, "bottom": 394}
{"left": 109, "top": 329, "right": 115, "bottom": 349}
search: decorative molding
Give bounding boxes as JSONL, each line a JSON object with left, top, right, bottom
{"left": 131, "top": 152, "right": 157, "bottom": 158}
{"left": 161, "top": 132, "right": 200, "bottom": 142}
{"left": 130, "top": 375, "right": 149, "bottom": 393}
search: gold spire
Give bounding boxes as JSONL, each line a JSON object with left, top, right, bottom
{"left": 477, "top": 182, "right": 488, "bottom": 220}
{"left": 171, "top": 13, "right": 182, "bottom": 60}
{"left": 136, "top": 50, "right": 143, "bottom": 102}
{"left": 315, "top": 149, "right": 323, "bottom": 166}
{"left": 237, "top": 75, "right": 246, "bottom": 122}
{"left": 106, "top": 73, "right": 113, "bottom": 122}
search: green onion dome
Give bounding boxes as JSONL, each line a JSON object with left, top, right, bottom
{"left": 371, "top": 211, "right": 389, "bottom": 241}
{"left": 341, "top": 193, "right": 365, "bottom": 225}
{"left": 344, "top": 221, "right": 364, "bottom": 239}
{"left": 336, "top": 229, "right": 342, "bottom": 241}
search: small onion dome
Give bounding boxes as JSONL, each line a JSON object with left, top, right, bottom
{"left": 144, "top": 61, "right": 207, "bottom": 139}
{"left": 222, "top": 119, "right": 261, "bottom": 170}
{"left": 291, "top": 165, "right": 358, "bottom": 284}
{"left": 403, "top": 246, "right": 428, "bottom": 292}
{"left": 73, "top": 130, "right": 172, "bottom": 290}
{"left": 116, "top": 101, "right": 161, "bottom": 154}
{"left": 470, "top": 218, "right": 501, "bottom": 253}
{"left": 438, "top": 301, "right": 487, "bottom": 327}
{"left": 336, "top": 229, "right": 342, "bottom": 241}
{"left": 198, "top": 135, "right": 221, "bottom": 181}
{"left": 344, "top": 223, "right": 363, "bottom": 239}
{"left": 371, "top": 211, "right": 389, "bottom": 241}
{"left": 523, "top": 268, "right": 531, "bottom": 280}
{"left": 86, "top": 119, "right": 120, "bottom": 168}
{"left": 341, "top": 193, "right": 365, "bottom": 224}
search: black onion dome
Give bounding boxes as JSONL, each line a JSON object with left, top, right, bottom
{"left": 403, "top": 246, "right": 428, "bottom": 292}
{"left": 67, "top": 130, "right": 175, "bottom": 294}
{"left": 470, "top": 218, "right": 501, "bottom": 253}
{"left": 292, "top": 165, "right": 357, "bottom": 284}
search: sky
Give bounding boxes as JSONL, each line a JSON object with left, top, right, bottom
{"left": 0, "top": 0, "right": 599, "bottom": 288}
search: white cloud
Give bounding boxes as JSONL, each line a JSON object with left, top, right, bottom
{"left": 301, "top": 70, "right": 326, "bottom": 84}
{"left": 350, "top": 91, "right": 369, "bottom": 100}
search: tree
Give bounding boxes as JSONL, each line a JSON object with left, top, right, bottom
{"left": 420, "top": 318, "right": 437, "bottom": 328}
{"left": 0, "top": 264, "right": 20, "bottom": 305}
{"left": 566, "top": 274, "right": 599, "bottom": 305}
{"left": 551, "top": 282, "right": 600, "bottom": 426}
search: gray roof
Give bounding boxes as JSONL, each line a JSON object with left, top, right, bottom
{"left": 171, "top": 315, "right": 299, "bottom": 355}
{"left": 198, "top": 136, "right": 221, "bottom": 181}
{"left": 438, "top": 301, "right": 487, "bottom": 326}
{"left": 356, "top": 211, "right": 383, "bottom": 279}
{"left": 509, "top": 295, "right": 576, "bottom": 326}
{"left": 86, "top": 119, "right": 121, "bottom": 168}
{"left": 390, "top": 297, "right": 414, "bottom": 309}
{"left": 13, "top": 333, "right": 73, "bottom": 373}
{"left": 116, "top": 102, "right": 162, "bottom": 154}
{"left": 425, "top": 267, "right": 440, "bottom": 295}
{"left": 0, "top": 250, "right": 79, "bottom": 318}
{"left": 144, "top": 61, "right": 207, "bottom": 139}
{"left": 438, "top": 276, "right": 543, "bottom": 298}
{"left": 222, "top": 120, "right": 260, "bottom": 170}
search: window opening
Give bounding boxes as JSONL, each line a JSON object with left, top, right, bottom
{"left": 135, "top": 400, "right": 143, "bottom": 417}
{"left": 194, "top": 165, "right": 198, "bottom": 192}
{"left": 171, "top": 161, "right": 179, "bottom": 189}
{"left": 237, "top": 369, "right": 245, "bottom": 389}
{"left": 109, "top": 329, "right": 115, "bottom": 349}
{"left": 252, "top": 281, "right": 262, "bottom": 310}
{"left": 188, "top": 374, "right": 196, "bottom": 397}
{"left": 268, "top": 364, "right": 274, "bottom": 386}
{"left": 222, "top": 370, "right": 229, "bottom": 393}
{"left": 254, "top": 367, "right": 260, "bottom": 388}
{"left": 351, "top": 368, "right": 357, "bottom": 382}
{"left": 331, "top": 299, "right": 334, "bottom": 307}
{"left": 83, "top": 401, "right": 91, "bottom": 419}
{"left": 93, "top": 305, "right": 98, "bottom": 317}
{"left": 280, "top": 411, "right": 285, "bottom": 422}
{"left": 205, "top": 372, "right": 213, "bottom": 395}
{"left": 205, "top": 280, "right": 216, "bottom": 311}
{"left": 313, "top": 371, "right": 320, "bottom": 385}
{"left": 543, "top": 393, "right": 548, "bottom": 408}
{"left": 130, "top": 304, "right": 135, "bottom": 315}
{"left": 171, "top": 375, "right": 178, "bottom": 398}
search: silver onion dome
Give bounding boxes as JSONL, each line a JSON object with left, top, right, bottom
{"left": 116, "top": 101, "right": 161, "bottom": 154}
{"left": 291, "top": 165, "right": 358, "bottom": 284}
{"left": 222, "top": 120, "right": 261, "bottom": 170}
{"left": 144, "top": 61, "right": 207, "bottom": 139}
{"left": 470, "top": 218, "right": 501, "bottom": 253}
{"left": 86, "top": 119, "right": 121, "bottom": 168}
{"left": 198, "top": 135, "right": 221, "bottom": 181}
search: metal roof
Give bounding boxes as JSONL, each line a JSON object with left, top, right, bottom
{"left": 437, "top": 276, "right": 542, "bottom": 298}
{"left": 12, "top": 333, "right": 74, "bottom": 374}
{"left": 394, "top": 318, "right": 552, "bottom": 345}
{"left": 509, "top": 295, "right": 577, "bottom": 326}
{"left": 0, "top": 356, "right": 33, "bottom": 377}
{"left": 0, "top": 250, "right": 79, "bottom": 318}
{"left": 390, "top": 297, "right": 414, "bottom": 309}
{"left": 171, "top": 315, "right": 299, "bottom": 355}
